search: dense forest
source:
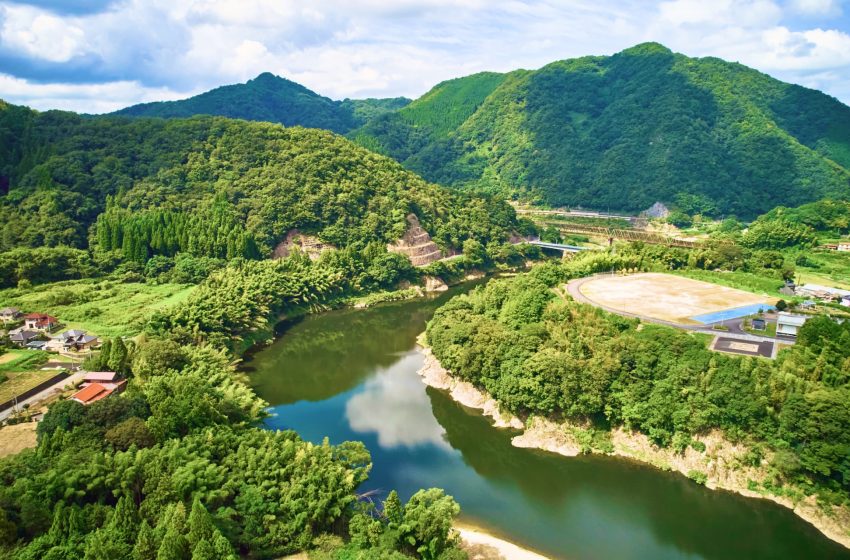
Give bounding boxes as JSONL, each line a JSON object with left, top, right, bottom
{"left": 354, "top": 43, "right": 850, "bottom": 217}
{"left": 0, "top": 326, "right": 467, "bottom": 559}
{"left": 113, "top": 72, "right": 409, "bottom": 134}
{"left": 426, "top": 253, "right": 850, "bottom": 505}
{"left": 0, "top": 100, "right": 524, "bottom": 273}
{"left": 0, "top": 94, "right": 538, "bottom": 558}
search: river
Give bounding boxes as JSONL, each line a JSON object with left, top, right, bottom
{"left": 247, "top": 286, "right": 850, "bottom": 560}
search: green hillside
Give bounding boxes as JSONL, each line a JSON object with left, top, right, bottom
{"left": 0, "top": 101, "right": 520, "bottom": 257}
{"left": 353, "top": 43, "right": 850, "bottom": 217}
{"left": 112, "top": 73, "right": 410, "bottom": 133}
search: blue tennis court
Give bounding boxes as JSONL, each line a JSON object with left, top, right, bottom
{"left": 690, "top": 303, "right": 774, "bottom": 324}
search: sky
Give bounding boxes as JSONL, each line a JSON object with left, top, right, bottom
{"left": 0, "top": 0, "right": 849, "bottom": 113}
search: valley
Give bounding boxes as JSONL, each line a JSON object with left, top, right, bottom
{"left": 1, "top": 27, "right": 849, "bottom": 560}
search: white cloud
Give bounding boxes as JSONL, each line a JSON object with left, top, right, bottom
{"left": 789, "top": 0, "right": 843, "bottom": 17}
{"left": 0, "top": 0, "right": 849, "bottom": 111}
{"left": 0, "top": 73, "right": 192, "bottom": 113}
{"left": 1, "top": 4, "right": 88, "bottom": 62}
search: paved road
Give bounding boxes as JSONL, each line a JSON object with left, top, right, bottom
{"left": 0, "top": 370, "right": 86, "bottom": 422}
{"left": 564, "top": 275, "right": 787, "bottom": 346}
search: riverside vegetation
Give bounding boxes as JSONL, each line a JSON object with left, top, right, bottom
{"left": 425, "top": 247, "right": 850, "bottom": 545}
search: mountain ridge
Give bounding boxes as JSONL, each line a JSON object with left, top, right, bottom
{"left": 112, "top": 72, "right": 411, "bottom": 133}
{"left": 107, "top": 43, "right": 850, "bottom": 217}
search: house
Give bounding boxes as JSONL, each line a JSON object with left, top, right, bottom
{"left": 800, "top": 300, "right": 817, "bottom": 310}
{"left": 9, "top": 329, "right": 40, "bottom": 347}
{"left": 46, "top": 330, "right": 99, "bottom": 352}
{"left": 838, "top": 243, "right": 850, "bottom": 252}
{"left": 70, "top": 380, "right": 126, "bottom": 406}
{"left": 25, "top": 340, "right": 47, "bottom": 350}
{"left": 776, "top": 312, "right": 809, "bottom": 338}
{"left": 23, "top": 313, "right": 59, "bottom": 332}
{"left": 0, "top": 307, "right": 21, "bottom": 323}
{"left": 795, "top": 284, "right": 850, "bottom": 302}
{"left": 81, "top": 371, "right": 119, "bottom": 387}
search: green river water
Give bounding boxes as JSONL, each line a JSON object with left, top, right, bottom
{"left": 247, "top": 286, "right": 850, "bottom": 560}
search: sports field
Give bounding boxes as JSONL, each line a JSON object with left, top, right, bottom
{"left": 577, "top": 273, "right": 775, "bottom": 325}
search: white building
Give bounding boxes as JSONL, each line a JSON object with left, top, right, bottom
{"left": 776, "top": 312, "right": 809, "bottom": 338}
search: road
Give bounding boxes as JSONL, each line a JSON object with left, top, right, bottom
{"left": 0, "top": 370, "right": 86, "bottom": 422}
{"left": 564, "top": 275, "right": 785, "bottom": 346}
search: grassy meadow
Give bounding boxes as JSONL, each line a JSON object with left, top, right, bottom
{"left": 0, "top": 279, "right": 196, "bottom": 338}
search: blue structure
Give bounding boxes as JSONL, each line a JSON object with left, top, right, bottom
{"left": 690, "top": 303, "right": 774, "bottom": 325}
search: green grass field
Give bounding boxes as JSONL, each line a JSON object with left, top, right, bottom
{"left": 0, "top": 350, "right": 49, "bottom": 376}
{"left": 0, "top": 350, "right": 58, "bottom": 403}
{"left": 0, "top": 279, "right": 195, "bottom": 338}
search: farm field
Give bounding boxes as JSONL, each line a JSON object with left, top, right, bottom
{"left": 0, "top": 279, "right": 196, "bottom": 337}
{"left": 0, "top": 369, "right": 63, "bottom": 404}
{"left": 0, "top": 423, "right": 37, "bottom": 459}
{"left": 577, "top": 272, "right": 775, "bottom": 325}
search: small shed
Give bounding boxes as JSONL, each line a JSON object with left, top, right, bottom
{"left": 751, "top": 318, "right": 766, "bottom": 331}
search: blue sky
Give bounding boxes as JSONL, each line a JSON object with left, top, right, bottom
{"left": 0, "top": 0, "right": 849, "bottom": 113}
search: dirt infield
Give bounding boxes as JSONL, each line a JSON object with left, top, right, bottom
{"left": 577, "top": 273, "right": 774, "bottom": 325}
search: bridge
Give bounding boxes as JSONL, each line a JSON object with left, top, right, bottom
{"left": 528, "top": 240, "right": 590, "bottom": 254}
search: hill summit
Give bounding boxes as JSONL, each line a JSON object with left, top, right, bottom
{"left": 113, "top": 73, "right": 409, "bottom": 134}
{"left": 354, "top": 42, "right": 850, "bottom": 217}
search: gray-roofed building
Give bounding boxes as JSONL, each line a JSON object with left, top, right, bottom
{"left": 0, "top": 307, "right": 21, "bottom": 323}
{"left": 9, "top": 329, "right": 40, "bottom": 347}
{"left": 776, "top": 312, "right": 809, "bottom": 338}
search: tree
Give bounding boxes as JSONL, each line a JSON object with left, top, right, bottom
{"left": 106, "top": 417, "right": 155, "bottom": 450}
{"left": 399, "top": 489, "right": 461, "bottom": 560}
{"left": 133, "top": 520, "right": 158, "bottom": 560}
{"left": 384, "top": 490, "right": 403, "bottom": 526}
{"left": 156, "top": 503, "right": 189, "bottom": 560}
{"left": 108, "top": 337, "right": 129, "bottom": 374}
{"left": 37, "top": 400, "right": 86, "bottom": 441}
{"left": 132, "top": 339, "right": 187, "bottom": 379}
{"left": 186, "top": 499, "right": 214, "bottom": 549}
{"left": 462, "top": 238, "right": 487, "bottom": 267}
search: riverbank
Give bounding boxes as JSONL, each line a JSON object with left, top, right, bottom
{"left": 416, "top": 343, "right": 850, "bottom": 550}
{"left": 456, "top": 524, "right": 551, "bottom": 560}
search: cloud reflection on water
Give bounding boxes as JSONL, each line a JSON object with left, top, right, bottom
{"left": 345, "top": 352, "right": 451, "bottom": 450}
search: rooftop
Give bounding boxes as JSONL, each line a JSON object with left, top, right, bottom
{"left": 83, "top": 371, "right": 117, "bottom": 382}
{"left": 70, "top": 383, "right": 113, "bottom": 405}
{"left": 777, "top": 312, "right": 809, "bottom": 327}
{"left": 798, "top": 284, "right": 850, "bottom": 298}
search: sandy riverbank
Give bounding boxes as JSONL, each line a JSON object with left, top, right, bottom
{"left": 457, "top": 524, "right": 551, "bottom": 560}
{"left": 416, "top": 343, "right": 850, "bottom": 550}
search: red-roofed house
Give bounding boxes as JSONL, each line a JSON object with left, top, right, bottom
{"left": 23, "top": 313, "right": 59, "bottom": 332}
{"left": 70, "top": 380, "right": 127, "bottom": 405}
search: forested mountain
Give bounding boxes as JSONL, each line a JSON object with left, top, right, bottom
{"left": 353, "top": 43, "right": 850, "bottom": 218}
{"left": 0, "top": 100, "right": 520, "bottom": 260}
{"left": 112, "top": 72, "right": 410, "bottom": 133}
